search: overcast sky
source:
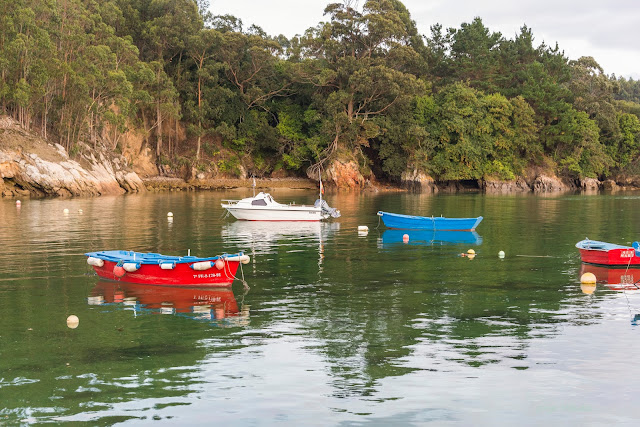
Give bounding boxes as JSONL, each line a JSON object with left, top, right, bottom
{"left": 210, "top": 0, "right": 640, "bottom": 79}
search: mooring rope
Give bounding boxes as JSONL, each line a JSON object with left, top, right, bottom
{"left": 221, "top": 254, "right": 249, "bottom": 290}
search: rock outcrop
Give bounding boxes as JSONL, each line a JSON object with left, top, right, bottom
{"left": 483, "top": 178, "right": 530, "bottom": 193}
{"left": 602, "top": 179, "right": 619, "bottom": 191}
{"left": 532, "top": 175, "right": 573, "bottom": 193}
{"left": 579, "top": 178, "right": 601, "bottom": 191}
{"left": 1, "top": 117, "right": 145, "bottom": 198}
{"left": 325, "top": 160, "right": 366, "bottom": 189}
{"left": 401, "top": 169, "right": 438, "bottom": 193}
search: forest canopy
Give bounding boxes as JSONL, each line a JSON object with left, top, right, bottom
{"left": 1, "top": 0, "right": 640, "bottom": 183}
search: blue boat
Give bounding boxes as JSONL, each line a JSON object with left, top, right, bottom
{"left": 381, "top": 229, "right": 482, "bottom": 246}
{"left": 377, "top": 211, "right": 483, "bottom": 231}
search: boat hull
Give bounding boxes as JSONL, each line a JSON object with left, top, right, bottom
{"left": 221, "top": 192, "right": 337, "bottom": 221}
{"left": 86, "top": 251, "right": 246, "bottom": 286}
{"left": 377, "top": 211, "right": 483, "bottom": 231}
{"left": 576, "top": 239, "right": 640, "bottom": 266}
{"left": 223, "top": 206, "right": 328, "bottom": 221}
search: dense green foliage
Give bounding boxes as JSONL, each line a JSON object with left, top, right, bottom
{"left": 1, "top": 0, "right": 639, "bottom": 182}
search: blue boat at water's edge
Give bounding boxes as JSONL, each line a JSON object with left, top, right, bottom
{"left": 377, "top": 211, "right": 483, "bottom": 231}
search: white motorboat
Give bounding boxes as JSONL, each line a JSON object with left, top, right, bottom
{"left": 221, "top": 192, "right": 340, "bottom": 221}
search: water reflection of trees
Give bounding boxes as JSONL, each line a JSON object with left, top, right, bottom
{"left": 242, "top": 244, "right": 606, "bottom": 397}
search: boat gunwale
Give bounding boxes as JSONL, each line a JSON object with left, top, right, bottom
{"left": 575, "top": 239, "right": 632, "bottom": 251}
{"left": 85, "top": 250, "right": 242, "bottom": 265}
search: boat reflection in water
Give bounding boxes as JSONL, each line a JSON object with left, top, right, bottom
{"left": 88, "top": 281, "right": 250, "bottom": 326}
{"left": 579, "top": 264, "right": 640, "bottom": 292}
{"left": 579, "top": 264, "right": 640, "bottom": 324}
{"left": 221, "top": 220, "right": 340, "bottom": 255}
{"left": 380, "top": 229, "right": 483, "bottom": 247}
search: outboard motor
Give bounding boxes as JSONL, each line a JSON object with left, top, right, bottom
{"left": 314, "top": 199, "right": 341, "bottom": 218}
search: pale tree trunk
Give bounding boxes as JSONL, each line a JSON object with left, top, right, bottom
{"left": 156, "top": 99, "right": 163, "bottom": 158}
{"left": 196, "top": 74, "right": 202, "bottom": 159}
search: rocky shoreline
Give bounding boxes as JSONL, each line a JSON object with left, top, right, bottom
{"left": 2, "top": 143, "right": 637, "bottom": 198}
{"left": 0, "top": 129, "right": 144, "bottom": 198}
{"left": 2, "top": 116, "right": 639, "bottom": 198}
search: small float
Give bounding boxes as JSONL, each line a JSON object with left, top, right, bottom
{"left": 575, "top": 239, "right": 640, "bottom": 266}
{"left": 377, "top": 211, "right": 483, "bottom": 231}
{"left": 85, "top": 250, "right": 249, "bottom": 287}
{"left": 381, "top": 229, "right": 483, "bottom": 246}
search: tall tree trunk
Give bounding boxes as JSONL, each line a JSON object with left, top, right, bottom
{"left": 156, "top": 98, "right": 163, "bottom": 158}
{"left": 196, "top": 74, "right": 202, "bottom": 159}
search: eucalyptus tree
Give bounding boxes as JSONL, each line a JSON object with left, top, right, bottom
{"left": 185, "top": 28, "right": 226, "bottom": 159}
{"left": 117, "top": 0, "right": 202, "bottom": 158}
{"left": 615, "top": 77, "right": 640, "bottom": 104}
{"left": 446, "top": 17, "right": 503, "bottom": 94}
{"left": 1, "top": 1, "right": 56, "bottom": 134}
{"left": 614, "top": 113, "right": 640, "bottom": 170}
{"left": 300, "top": 0, "right": 426, "bottom": 175}
{"left": 416, "top": 82, "right": 538, "bottom": 181}
{"left": 205, "top": 17, "right": 297, "bottom": 169}
{"left": 568, "top": 56, "right": 620, "bottom": 151}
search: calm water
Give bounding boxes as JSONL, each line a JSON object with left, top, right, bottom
{"left": 2, "top": 190, "right": 640, "bottom": 425}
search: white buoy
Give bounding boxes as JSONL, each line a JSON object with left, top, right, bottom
{"left": 358, "top": 226, "right": 369, "bottom": 232}
{"left": 63, "top": 208, "right": 69, "bottom": 214}
{"left": 498, "top": 250, "right": 505, "bottom": 258}
{"left": 167, "top": 212, "right": 174, "bottom": 217}
{"left": 66, "top": 315, "right": 79, "bottom": 329}
{"left": 16, "top": 200, "right": 21, "bottom": 206}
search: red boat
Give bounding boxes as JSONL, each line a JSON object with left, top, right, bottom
{"left": 85, "top": 250, "right": 250, "bottom": 287}
{"left": 89, "top": 281, "right": 247, "bottom": 320}
{"left": 575, "top": 239, "right": 640, "bottom": 266}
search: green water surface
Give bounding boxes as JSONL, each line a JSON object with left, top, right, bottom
{"left": 1, "top": 190, "right": 640, "bottom": 425}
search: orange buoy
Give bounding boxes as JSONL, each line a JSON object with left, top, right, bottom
{"left": 403, "top": 234, "right": 409, "bottom": 243}
{"left": 215, "top": 259, "right": 225, "bottom": 270}
{"left": 113, "top": 265, "right": 126, "bottom": 278}
{"left": 580, "top": 272, "right": 596, "bottom": 284}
